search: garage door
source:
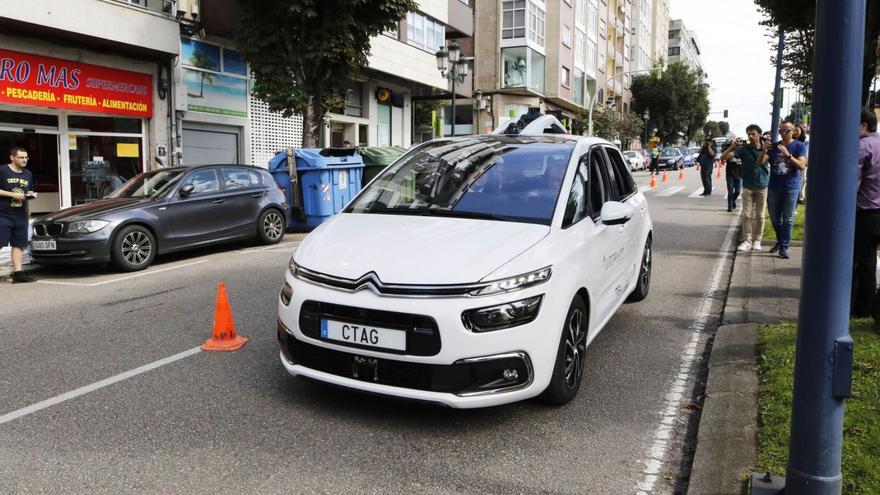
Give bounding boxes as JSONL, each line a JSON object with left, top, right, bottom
{"left": 183, "top": 126, "right": 240, "bottom": 165}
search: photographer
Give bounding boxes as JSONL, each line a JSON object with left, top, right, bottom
{"left": 765, "top": 120, "right": 808, "bottom": 259}
{"left": 721, "top": 125, "right": 770, "bottom": 252}
{"left": 697, "top": 139, "right": 716, "bottom": 196}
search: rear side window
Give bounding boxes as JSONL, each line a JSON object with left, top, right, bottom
{"left": 222, "top": 168, "right": 261, "bottom": 190}
{"left": 588, "top": 149, "right": 606, "bottom": 217}
{"left": 604, "top": 147, "right": 636, "bottom": 198}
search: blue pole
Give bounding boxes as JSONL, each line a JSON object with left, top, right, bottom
{"left": 770, "top": 27, "right": 785, "bottom": 140}
{"left": 786, "top": 0, "right": 865, "bottom": 492}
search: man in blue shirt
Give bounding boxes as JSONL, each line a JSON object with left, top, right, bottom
{"left": 762, "top": 120, "right": 808, "bottom": 259}
{"left": 0, "top": 146, "right": 36, "bottom": 283}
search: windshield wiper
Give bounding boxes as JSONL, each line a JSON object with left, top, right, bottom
{"left": 362, "top": 206, "right": 515, "bottom": 222}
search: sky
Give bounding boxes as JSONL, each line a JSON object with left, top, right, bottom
{"left": 669, "top": 0, "right": 782, "bottom": 137}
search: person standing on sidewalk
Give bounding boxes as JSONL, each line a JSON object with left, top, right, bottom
{"left": 766, "top": 120, "right": 808, "bottom": 259}
{"left": 721, "top": 125, "right": 770, "bottom": 252}
{"left": 0, "top": 146, "right": 36, "bottom": 283}
{"left": 725, "top": 146, "right": 742, "bottom": 212}
{"left": 851, "top": 109, "right": 880, "bottom": 325}
{"left": 697, "top": 139, "right": 716, "bottom": 196}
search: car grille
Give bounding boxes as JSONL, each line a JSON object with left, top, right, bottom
{"left": 299, "top": 300, "right": 441, "bottom": 356}
{"left": 294, "top": 265, "right": 479, "bottom": 297}
{"left": 34, "top": 223, "right": 64, "bottom": 237}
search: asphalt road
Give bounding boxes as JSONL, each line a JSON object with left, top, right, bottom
{"left": 0, "top": 166, "right": 738, "bottom": 494}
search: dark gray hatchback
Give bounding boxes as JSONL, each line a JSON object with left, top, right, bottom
{"left": 30, "top": 165, "right": 287, "bottom": 271}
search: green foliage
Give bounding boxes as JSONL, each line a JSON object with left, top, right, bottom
{"left": 785, "top": 102, "right": 811, "bottom": 124}
{"left": 719, "top": 121, "right": 730, "bottom": 136}
{"left": 754, "top": 0, "right": 880, "bottom": 104}
{"left": 590, "top": 106, "right": 644, "bottom": 147}
{"left": 234, "top": 0, "right": 416, "bottom": 147}
{"left": 757, "top": 320, "right": 880, "bottom": 494}
{"left": 630, "top": 62, "right": 709, "bottom": 145}
{"left": 702, "top": 120, "right": 721, "bottom": 139}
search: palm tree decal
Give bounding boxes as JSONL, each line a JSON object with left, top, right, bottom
{"left": 187, "top": 50, "right": 216, "bottom": 98}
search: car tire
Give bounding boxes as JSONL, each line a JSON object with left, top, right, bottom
{"left": 539, "top": 296, "right": 588, "bottom": 406}
{"left": 111, "top": 225, "right": 156, "bottom": 272}
{"left": 628, "top": 236, "right": 652, "bottom": 302}
{"left": 257, "top": 208, "right": 285, "bottom": 245}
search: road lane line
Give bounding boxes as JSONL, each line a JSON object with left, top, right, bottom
{"left": 238, "top": 241, "right": 300, "bottom": 254}
{"left": 688, "top": 188, "right": 703, "bottom": 198}
{"left": 655, "top": 186, "right": 684, "bottom": 197}
{"left": 37, "top": 260, "right": 208, "bottom": 287}
{"left": 0, "top": 347, "right": 202, "bottom": 426}
{"left": 635, "top": 212, "right": 739, "bottom": 494}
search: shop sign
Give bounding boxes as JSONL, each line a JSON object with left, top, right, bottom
{"left": 0, "top": 48, "right": 152, "bottom": 118}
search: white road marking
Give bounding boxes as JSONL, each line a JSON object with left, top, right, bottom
{"left": 634, "top": 212, "right": 739, "bottom": 493}
{"left": 655, "top": 186, "right": 685, "bottom": 197}
{"left": 238, "top": 241, "right": 300, "bottom": 254}
{"left": 0, "top": 347, "right": 202, "bottom": 426}
{"left": 37, "top": 260, "right": 208, "bottom": 287}
{"left": 688, "top": 188, "right": 704, "bottom": 198}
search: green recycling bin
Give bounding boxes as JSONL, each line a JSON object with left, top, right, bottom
{"left": 359, "top": 146, "right": 408, "bottom": 184}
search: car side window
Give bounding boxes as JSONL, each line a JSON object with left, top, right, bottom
{"left": 604, "top": 147, "right": 636, "bottom": 198}
{"left": 181, "top": 169, "right": 220, "bottom": 195}
{"left": 562, "top": 159, "right": 589, "bottom": 228}
{"left": 248, "top": 170, "right": 263, "bottom": 186}
{"left": 222, "top": 168, "right": 253, "bottom": 191}
{"left": 588, "top": 149, "right": 606, "bottom": 218}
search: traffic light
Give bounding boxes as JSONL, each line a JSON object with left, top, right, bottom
{"left": 723, "top": 109, "right": 728, "bottom": 118}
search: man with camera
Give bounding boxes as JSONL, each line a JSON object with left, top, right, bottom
{"left": 0, "top": 146, "right": 36, "bottom": 283}
{"left": 721, "top": 125, "right": 771, "bottom": 252}
{"left": 696, "top": 139, "right": 716, "bottom": 196}
{"left": 765, "top": 120, "right": 808, "bottom": 259}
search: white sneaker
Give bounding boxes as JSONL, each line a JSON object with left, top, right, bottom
{"left": 752, "top": 241, "right": 763, "bottom": 251}
{"left": 737, "top": 240, "right": 753, "bottom": 252}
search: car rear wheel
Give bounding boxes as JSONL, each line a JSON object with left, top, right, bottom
{"left": 628, "top": 236, "right": 652, "bottom": 302}
{"left": 257, "top": 208, "right": 284, "bottom": 245}
{"left": 540, "top": 296, "right": 588, "bottom": 406}
{"left": 111, "top": 225, "right": 156, "bottom": 272}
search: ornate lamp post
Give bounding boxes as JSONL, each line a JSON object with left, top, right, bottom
{"left": 436, "top": 41, "right": 471, "bottom": 137}
{"left": 643, "top": 109, "right": 650, "bottom": 148}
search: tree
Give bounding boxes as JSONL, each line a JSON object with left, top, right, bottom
{"left": 719, "top": 121, "right": 730, "bottom": 136}
{"left": 234, "top": 0, "right": 416, "bottom": 147}
{"left": 785, "top": 101, "right": 811, "bottom": 124}
{"left": 755, "top": 0, "right": 880, "bottom": 105}
{"left": 590, "top": 106, "right": 644, "bottom": 147}
{"left": 702, "top": 120, "right": 721, "bottom": 139}
{"left": 630, "top": 62, "right": 710, "bottom": 145}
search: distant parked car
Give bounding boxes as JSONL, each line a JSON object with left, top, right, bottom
{"left": 639, "top": 149, "right": 651, "bottom": 169}
{"left": 688, "top": 147, "right": 700, "bottom": 161}
{"left": 678, "top": 147, "right": 695, "bottom": 167}
{"left": 657, "top": 147, "right": 684, "bottom": 169}
{"left": 623, "top": 151, "right": 644, "bottom": 171}
{"left": 30, "top": 165, "right": 288, "bottom": 271}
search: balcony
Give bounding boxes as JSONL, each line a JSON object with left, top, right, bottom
{"left": 111, "top": 0, "right": 174, "bottom": 15}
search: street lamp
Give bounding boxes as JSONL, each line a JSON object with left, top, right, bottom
{"left": 436, "top": 41, "right": 470, "bottom": 137}
{"left": 642, "top": 109, "right": 650, "bottom": 148}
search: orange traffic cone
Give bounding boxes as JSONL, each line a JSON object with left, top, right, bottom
{"left": 661, "top": 171, "right": 668, "bottom": 182}
{"left": 650, "top": 173, "right": 657, "bottom": 188}
{"left": 202, "top": 283, "right": 248, "bottom": 351}
{"left": 678, "top": 168, "right": 685, "bottom": 181}
{"left": 715, "top": 166, "right": 722, "bottom": 179}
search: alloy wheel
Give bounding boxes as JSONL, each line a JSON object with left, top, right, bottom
{"left": 641, "top": 241, "right": 652, "bottom": 290}
{"left": 263, "top": 211, "right": 284, "bottom": 241}
{"left": 121, "top": 231, "right": 152, "bottom": 266}
{"left": 563, "top": 308, "right": 586, "bottom": 389}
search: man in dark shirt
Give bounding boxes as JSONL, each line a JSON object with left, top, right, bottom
{"left": 1, "top": 146, "right": 36, "bottom": 283}
{"left": 725, "top": 146, "right": 742, "bottom": 212}
{"left": 852, "top": 109, "right": 880, "bottom": 327}
{"left": 697, "top": 139, "right": 716, "bottom": 196}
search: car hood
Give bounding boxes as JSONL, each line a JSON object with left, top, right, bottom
{"left": 38, "top": 198, "right": 154, "bottom": 222}
{"left": 294, "top": 213, "right": 550, "bottom": 284}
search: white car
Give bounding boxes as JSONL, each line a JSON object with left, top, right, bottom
{"left": 277, "top": 116, "right": 653, "bottom": 408}
{"left": 623, "top": 150, "right": 644, "bottom": 171}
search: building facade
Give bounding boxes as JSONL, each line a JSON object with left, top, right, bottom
{"left": 0, "top": 0, "right": 179, "bottom": 214}
{"left": 667, "top": 18, "right": 706, "bottom": 79}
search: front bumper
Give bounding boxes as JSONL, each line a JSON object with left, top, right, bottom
{"left": 29, "top": 233, "right": 112, "bottom": 264}
{"left": 276, "top": 271, "right": 564, "bottom": 408}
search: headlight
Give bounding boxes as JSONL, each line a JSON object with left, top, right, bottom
{"left": 288, "top": 256, "right": 299, "bottom": 277}
{"left": 67, "top": 220, "right": 110, "bottom": 234}
{"left": 462, "top": 295, "right": 543, "bottom": 332}
{"left": 280, "top": 282, "right": 293, "bottom": 306}
{"left": 469, "top": 266, "right": 552, "bottom": 297}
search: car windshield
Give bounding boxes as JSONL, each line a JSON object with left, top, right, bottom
{"left": 108, "top": 170, "right": 185, "bottom": 199}
{"left": 346, "top": 136, "right": 575, "bottom": 225}
{"left": 660, "top": 148, "right": 679, "bottom": 157}
{"left": 624, "top": 151, "right": 638, "bottom": 158}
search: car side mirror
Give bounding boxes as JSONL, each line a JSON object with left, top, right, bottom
{"left": 600, "top": 201, "right": 634, "bottom": 226}
{"left": 179, "top": 184, "right": 195, "bottom": 197}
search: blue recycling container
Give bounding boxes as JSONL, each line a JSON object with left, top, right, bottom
{"left": 289, "top": 148, "right": 364, "bottom": 231}
{"left": 267, "top": 151, "right": 295, "bottom": 229}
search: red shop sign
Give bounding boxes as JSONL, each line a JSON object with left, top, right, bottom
{"left": 0, "top": 48, "right": 152, "bottom": 118}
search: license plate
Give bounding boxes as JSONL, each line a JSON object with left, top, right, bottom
{"left": 31, "top": 240, "right": 56, "bottom": 251}
{"left": 321, "top": 319, "right": 406, "bottom": 351}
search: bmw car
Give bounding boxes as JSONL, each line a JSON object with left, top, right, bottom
{"left": 277, "top": 118, "right": 653, "bottom": 408}
{"left": 30, "top": 165, "right": 287, "bottom": 271}
{"left": 657, "top": 148, "right": 684, "bottom": 169}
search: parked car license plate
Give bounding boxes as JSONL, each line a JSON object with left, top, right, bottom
{"left": 321, "top": 319, "right": 406, "bottom": 351}
{"left": 31, "top": 240, "right": 57, "bottom": 251}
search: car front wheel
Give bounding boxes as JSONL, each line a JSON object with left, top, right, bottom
{"left": 628, "top": 236, "right": 652, "bottom": 302}
{"left": 111, "top": 225, "right": 156, "bottom": 272}
{"left": 540, "top": 296, "right": 588, "bottom": 406}
{"left": 257, "top": 208, "right": 284, "bottom": 245}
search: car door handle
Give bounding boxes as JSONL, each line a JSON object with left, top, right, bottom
{"left": 213, "top": 199, "right": 224, "bottom": 204}
{"left": 251, "top": 192, "right": 264, "bottom": 198}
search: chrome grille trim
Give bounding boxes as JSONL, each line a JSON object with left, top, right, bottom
{"left": 294, "top": 265, "right": 482, "bottom": 298}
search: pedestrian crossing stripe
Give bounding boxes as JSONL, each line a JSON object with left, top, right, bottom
{"left": 640, "top": 185, "right": 731, "bottom": 199}
{"left": 655, "top": 186, "right": 685, "bottom": 197}
{"left": 688, "top": 188, "right": 703, "bottom": 198}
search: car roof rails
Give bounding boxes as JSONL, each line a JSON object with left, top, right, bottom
{"left": 491, "top": 107, "right": 568, "bottom": 136}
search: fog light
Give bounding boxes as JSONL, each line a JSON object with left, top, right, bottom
{"left": 503, "top": 369, "right": 519, "bottom": 381}
{"left": 280, "top": 282, "right": 293, "bottom": 306}
{"left": 461, "top": 295, "right": 543, "bottom": 332}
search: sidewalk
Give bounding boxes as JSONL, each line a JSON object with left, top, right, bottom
{"left": 688, "top": 245, "right": 803, "bottom": 494}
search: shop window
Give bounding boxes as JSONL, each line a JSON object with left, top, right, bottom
{"left": 68, "top": 115, "right": 141, "bottom": 134}
{"left": 69, "top": 136, "right": 143, "bottom": 204}
{"left": 377, "top": 104, "right": 391, "bottom": 146}
{"left": 0, "top": 111, "right": 57, "bottom": 128}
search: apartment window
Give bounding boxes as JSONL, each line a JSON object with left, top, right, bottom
{"left": 501, "top": 46, "right": 545, "bottom": 94}
{"left": 344, "top": 82, "right": 364, "bottom": 118}
{"left": 528, "top": 2, "right": 546, "bottom": 47}
{"left": 562, "top": 66, "right": 571, "bottom": 87}
{"left": 384, "top": 23, "right": 399, "bottom": 40}
{"left": 562, "top": 25, "right": 572, "bottom": 47}
{"left": 575, "top": 29, "right": 586, "bottom": 69}
{"left": 669, "top": 29, "right": 680, "bottom": 40}
{"left": 407, "top": 12, "right": 445, "bottom": 52}
{"left": 587, "top": 38, "right": 597, "bottom": 70}
{"left": 575, "top": 0, "right": 586, "bottom": 29}
{"left": 668, "top": 46, "right": 680, "bottom": 56}
{"left": 599, "top": 18, "right": 607, "bottom": 39}
{"left": 587, "top": 3, "right": 598, "bottom": 39}
{"left": 502, "top": 1, "right": 527, "bottom": 39}
{"left": 573, "top": 69, "right": 585, "bottom": 105}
